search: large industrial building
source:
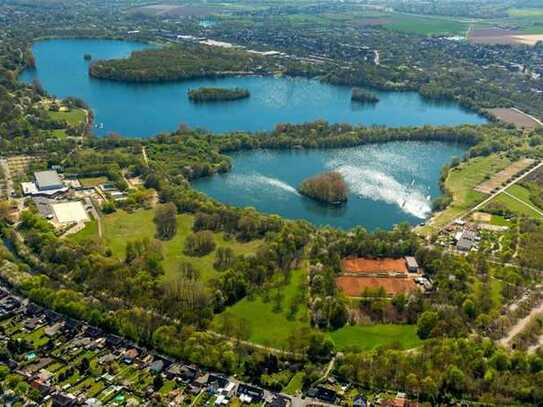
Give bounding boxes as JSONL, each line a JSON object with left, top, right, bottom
{"left": 21, "top": 170, "right": 68, "bottom": 196}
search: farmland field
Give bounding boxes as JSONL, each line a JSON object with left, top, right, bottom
{"left": 383, "top": 14, "right": 470, "bottom": 35}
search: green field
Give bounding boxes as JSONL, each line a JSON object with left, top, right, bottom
{"left": 490, "top": 184, "right": 543, "bottom": 218}
{"left": 211, "top": 268, "right": 308, "bottom": 347}
{"left": 384, "top": 14, "right": 470, "bottom": 35}
{"left": 73, "top": 209, "right": 262, "bottom": 281}
{"left": 44, "top": 108, "right": 87, "bottom": 138}
{"left": 329, "top": 324, "right": 422, "bottom": 352}
{"left": 424, "top": 154, "right": 511, "bottom": 233}
{"left": 48, "top": 108, "right": 87, "bottom": 126}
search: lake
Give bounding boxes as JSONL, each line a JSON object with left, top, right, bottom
{"left": 19, "top": 39, "right": 487, "bottom": 137}
{"left": 193, "top": 141, "right": 465, "bottom": 230}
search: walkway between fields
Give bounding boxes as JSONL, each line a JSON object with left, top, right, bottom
{"left": 503, "top": 190, "right": 543, "bottom": 218}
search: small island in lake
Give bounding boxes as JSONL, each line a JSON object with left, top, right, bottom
{"left": 188, "top": 87, "right": 250, "bottom": 103}
{"left": 83, "top": 53, "right": 92, "bottom": 61}
{"left": 298, "top": 171, "right": 348, "bottom": 205}
{"left": 351, "top": 87, "right": 379, "bottom": 104}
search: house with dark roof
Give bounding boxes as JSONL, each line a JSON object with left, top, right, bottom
{"left": 52, "top": 392, "right": 77, "bottom": 407}
{"left": 237, "top": 383, "right": 264, "bottom": 404}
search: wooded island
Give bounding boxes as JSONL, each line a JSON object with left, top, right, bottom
{"left": 298, "top": 171, "right": 348, "bottom": 205}
{"left": 188, "top": 87, "right": 250, "bottom": 103}
{"left": 351, "top": 87, "right": 379, "bottom": 104}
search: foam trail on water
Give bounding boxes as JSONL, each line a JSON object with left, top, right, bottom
{"left": 336, "top": 165, "right": 431, "bottom": 219}
{"left": 228, "top": 173, "right": 299, "bottom": 195}
{"left": 254, "top": 175, "right": 299, "bottom": 195}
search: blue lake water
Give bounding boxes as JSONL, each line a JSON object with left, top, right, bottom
{"left": 20, "top": 39, "right": 487, "bottom": 137}
{"left": 193, "top": 141, "right": 466, "bottom": 230}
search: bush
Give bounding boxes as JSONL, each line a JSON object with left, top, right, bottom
{"left": 184, "top": 231, "right": 216, "bottom": 256}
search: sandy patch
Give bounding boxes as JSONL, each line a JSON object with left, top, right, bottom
{"left": 486, "top": 108, "right": 543, "bottom": 129}
{"left": 336, "top": 276, "right": 417, "bottom": 297}
{"left": 512, "top": 35, "right": 543, "bottom": 46}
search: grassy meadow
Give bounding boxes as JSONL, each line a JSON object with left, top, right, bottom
{"left": 73, "top": 209, "right": 262, "bottom": 282}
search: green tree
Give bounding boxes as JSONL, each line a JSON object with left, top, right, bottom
{"left": 153, "top": 202, "right": 177, "bottom": 240}
{"left": 417, "top": 311, "right": 439, "bottom": 339}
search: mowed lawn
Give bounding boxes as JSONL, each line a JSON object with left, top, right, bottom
{"left": 425, "top": 154, "right": 511, "bottom": 233}
{"left": 490, "top": 184, "right": 543, "bottom": 218}
{"left": 329, "top": 324, "right": 421, "bottom": 352}
{"left": 48, "top": 109, "right": 87, "bottom": 126}
{"left": 44, "top": 109, "right": 87, "bottom": 138}
{"left": 211, "top": 268, "right": 308, "bottom": 348}
{"left": 73, "top": 209, "right": 262, "bottom": 282}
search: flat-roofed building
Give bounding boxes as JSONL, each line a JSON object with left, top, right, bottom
{"left": 35, "top": 170, "right": 63, "bottom": 191}
{"left": 50, "top": 201, "right": 89, "bottom": 224}
{"left": 405, "top": 256, "right": 419, "bottom": 273}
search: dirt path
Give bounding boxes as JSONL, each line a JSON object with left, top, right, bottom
{"left": 503, "top": 190, "right": 543, "bottom": 218}
{"left": 498, "top": 300, "right": 543, "bottom": 348}
{"left": 142, "top": 146, "right": 149, "bottom": 166}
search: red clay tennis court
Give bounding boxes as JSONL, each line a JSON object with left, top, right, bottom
{"left": 341, "top": 258, "right": 408, "bottom": 274}
{"left": 336, "top": 276, "right": 417, "bottom": 296}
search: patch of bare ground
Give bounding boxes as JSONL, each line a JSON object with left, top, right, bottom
{"left": 127, "top": 4, "right": 212, "bottom": 18}
{"left": 486, "top": 107, "right": 543, "bottom": 129}
{"left": 470, "top": 27, "right": 543, "bottom": 46}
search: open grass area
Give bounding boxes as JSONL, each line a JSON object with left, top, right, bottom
{"left": 211, "top": 268, "right": 308, "bottom": 347}
{"left": 79, "top": 176, "right": 108, "bottom": 187}
{"left": 490, "top": 184, "right": 543, "bottom": 218}
{"left": 71, "top": 220, "right": 98, "bottom": 242}
{"left": 384, "top": 14, "right": 470, "bottom": 35}
{"left": 72, "top": 209, "right": 262, "bottom": 281}
{"left": 329, "top": 324, "right": 422, "bottom": 352}
{"left": 48, "top": 108, "right": 87, "bottom": 126}
{"left": 424, "top": 154, "right": 511, "bottom": 234}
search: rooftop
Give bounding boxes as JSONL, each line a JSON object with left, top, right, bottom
{"left": 34, "top": 170, "right": 63, "bottom": 190}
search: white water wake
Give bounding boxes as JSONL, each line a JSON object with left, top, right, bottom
{"left": 229, "top": 173, "right": 299, "bottom": 196}
{"left": 335, "top": 165, "right": 431, "bottom": 219}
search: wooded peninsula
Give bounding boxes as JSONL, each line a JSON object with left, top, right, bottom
{"left": 89, "top": 43, "right": 271, "bottom": 82}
